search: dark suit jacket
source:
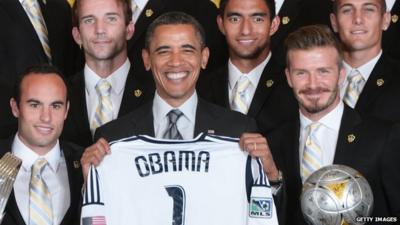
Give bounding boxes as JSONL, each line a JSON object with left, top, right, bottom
{"left": 126, "top": 0, "right": 227, "bottom": 77}
{"left": 354, "top": 54, "right": 400, "bottom": 122}
{"left": 0, "top": 139, "right": 83, "bottom": 225}
{"left": 268, "top": 105, "right": 400, "bottom": 225}
{"left": 0, "top": 0, "right": 78, "bottom": 139}
{"left": 382, "top": 0, "right": 400, "bottom": 60}
{"left": 94, "top": 98, "right": 257, "bottom": 142}
{"left": 198, "top": 56, "right": 298, "bottom": 136}
{"left": 61, "top": 66, "right": 155, "bottom": 147}
{"left": 271, "top": 0, "right": 333, "bottom": 65}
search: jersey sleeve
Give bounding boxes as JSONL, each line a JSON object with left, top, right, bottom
{"left": 248, "top": 158, "right": 279, "bottom": 225}
{"left": 81, "top": 165, "right": 108, "bottom": 225}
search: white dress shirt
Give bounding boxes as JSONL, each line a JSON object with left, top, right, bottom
{"left": 228, "top": 53, "right": 271, "bottom": 112}
{"left": 340, "top": 51, "right": 382, "bottom": 99}
{"left": 153, "top": 91, "right": 198, "bottom": 140}
{"left": 132, "top": 0, "right": 149, "bottom": 22}
{"left": 85, "top": 59, "right": 130, "bottom": 133}
{"left": 275, "top": 0, "right": 285, "bottom": 15}
{"left": 12, "top": 134, "right": 70, "bottom": 225}
{"left": 386, "top": 0, "right": 396, "bottom": 11}
{"left": 299, "top": 101, "right": 344, "bottom": 170}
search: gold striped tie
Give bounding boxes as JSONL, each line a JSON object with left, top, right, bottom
{"left": 91, "top": 79, "right": 113, "bottom": 133}
{"left": 23, "top": 0, "right": 52, "bottom": 63}
{"left": 231, "top": 76, "right": 251, "bottom": 114}
{"left": 301, "top": 123, "right": 322, "bottom": 182}
{"left": 29, "top": 158, "right": 53, "bottom": 225}
{"left": 343, "top": 69, "right": 364, "bottom": 108}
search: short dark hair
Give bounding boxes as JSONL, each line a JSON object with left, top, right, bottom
{"left": 285, "top": 25, "right": 344, "bottom": 69}
{"left": 144, "top": 11, "right": 207, "bottom": 50}
{"left": 219, "top": 0, "right": 276, "bottom": 20}
{"left": 14, "top": 64, "right": 68, "bottom": 104}
{"left": 332, "top": 0, "right": 386, "bottom": 15}
{"left": 72, "top": 0, "right": 132, "bottom": 27}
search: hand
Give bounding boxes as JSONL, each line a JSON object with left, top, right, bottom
{"left": 239, "top": 133, "right": 280, "bottom": 181}
{"left": 80, "top": 138, "right": 111, "bottom": 182}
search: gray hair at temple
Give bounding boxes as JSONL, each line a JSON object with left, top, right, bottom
{"left": 144, "top": 11, "right": 207, "bottom": 50}
{"left": 285, "top": 25, "right": 344, "bottom": 69}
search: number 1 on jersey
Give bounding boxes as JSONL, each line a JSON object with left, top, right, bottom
{"left": 165, "top": 185, "right": 186, "bottom": 225}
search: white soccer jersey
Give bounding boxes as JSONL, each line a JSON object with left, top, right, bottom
{"left": 81, "top": 134, "right": 279, "bottom": 225}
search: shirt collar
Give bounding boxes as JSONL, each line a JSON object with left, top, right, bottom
{"left": 343, "top": 50, "right": 382, "bottom": 82}
{"left": 84, "top": 59, "right": 131, "bottom": 96}
{"left": 300, "top": 101, "right": 344, "bottom": 133}
{"left": 228, "top": 53, "right": 271, "bottom": 90}
{"left": 135, "top": 0, "right": 148, "bottom": 11}
{"left": 12, "top": 133, "right": 62, "bottom": 172}
{"left": 152, "top": 91, "right": 198, "bottom": 125}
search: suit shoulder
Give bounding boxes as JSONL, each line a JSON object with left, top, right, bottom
{"left": 60, "top": 141, "right": 84, "bottom": 160}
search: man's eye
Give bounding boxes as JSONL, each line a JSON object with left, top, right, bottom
{"left": 228, "top": 16, "right": 241, "bottom": 23}
{"left": 82, "top": 18, "right": 94, "bottom": 24}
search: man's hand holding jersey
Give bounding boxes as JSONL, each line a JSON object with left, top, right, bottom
{"left": 81, "top": 138, "right": 111, "bottom": 182}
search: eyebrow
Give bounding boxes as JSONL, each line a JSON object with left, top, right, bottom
{"left": 226, "top": 12, "right": 267, "bottom": 17}
{"left": 26, "top": 99, "right": 65, "bottom": 105}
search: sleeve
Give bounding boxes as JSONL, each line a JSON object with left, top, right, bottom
{"left": 248, "top": 158, "right": 279, "bottom": 225}
{"left": 81, "top": 165, "right": 108, "bottom": 225}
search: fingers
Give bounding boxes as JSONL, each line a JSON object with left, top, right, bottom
{"left": 81, "top": 138, "right": 111, "bottom": 180}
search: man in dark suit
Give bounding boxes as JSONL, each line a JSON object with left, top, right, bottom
{"left": 62, "top": 0, "right": 155, "bottom": 147}
{"left": 268, "top": 25, "right": 400, "bottom": 225}
{"left": 82, "top": 12, "right": 282, "bottom": 191}
{"left": 0, "top": 0, "right": 77, "bottom": 139}
{"left": 382, "top": 0, "right": 400, "bottom": 60}
{"left": 198, "top": 0, "right": 298, "bottom": 135}
{"left": 330, "top": 0, "right": 400, "bottom": 122}
{"left": 1, "top": 65, "right": 83, "bottom": 225}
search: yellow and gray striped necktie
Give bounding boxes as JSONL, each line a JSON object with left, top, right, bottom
{"left": 91, "top": 79, "right": 113, "bottom": 133}
{"left": 301, "top": 123, "right": 322, "bottom": 182}
{"left": 23, "top": 0, "right": 52, "bottom": 63}
{"left": 231, "top": 76, "right": 251, "bottom": 114}
{"left": 343, "top": 69, "right": 364, "bottom": 108}
{"left": 29, "top": 158, "right": 53, "bottom": 225}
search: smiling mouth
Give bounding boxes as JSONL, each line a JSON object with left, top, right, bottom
{"left": 350, "top": 30, "right": 367, "bottom": 35}
{"left": 238, "top": 39, "right": 255, "bottom": 45}
{"left": 35, "top": 125, "right": 53, "bottom": 134}
{"left": 166, "top": 72, "right": 189, "bottom": 81}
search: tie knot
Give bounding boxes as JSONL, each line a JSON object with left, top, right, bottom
{"left": 237, "top": 76, "right": 251, "bottom": 92}
{"left": 167, "top": 109, "right": 183, "bottom": 124}
{"left": 307, "top": 122, "right": 321, "bottom": 134}
{"left": 348, "top": 69, "right": 363, "bottom": 82}
{"left": 96, "top": 79, "right": 112, "bottom": 97}
{"left": 32, "top": 158, "right": 48, "bottom": 175}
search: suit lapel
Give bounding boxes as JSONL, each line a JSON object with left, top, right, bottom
{"left": 129, "top": 0, "right": 166, "bottom": 48}
{"left": 194, "top": 99, "right": 220, "bottom": 136}
{"left": 272, "top": 0, "right": 302, "bottom": 42}
{"left": 355, "top": 55, "right": 393, "bottom": 113}
{"left": 247, "top": 56, "right": 284, "bottom": 117}
{"left": 334, "top": 106, "right": 362, "bottom": 165}
{"left": 68, "top": 72, "right": 92, "bottom": 142}
{"left": 118, "top": 66, "right": 154, "bottom": 117}
{"left": 131, "top": 102, "right": 155, "bottom": 136}
{"left": 1, "top": 0, "right": 45, "bottom": 60}
{"left": 211, "top": 66, "right": 230, "bottom": 108}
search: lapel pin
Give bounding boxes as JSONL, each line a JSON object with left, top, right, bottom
{"left": 145, "top": 9, "right": 154, "bottom": 17}
{"left": 347, "top": 134, "right": 356, "bottom": 143}
{"left": 134, "top": 89, "right": 142, "bottom": 97}
{"left": 376, "top": 79, "right": 384, "bottom": 87}
{"left": 73, "top": 160, "right": 80, "bottom": 169}
{"left": 207, "top": 130, "right": 215, "bottom": 134}
{"left": 266, "top": 79, "right": 274, "bottom": 88}
{"left": 282, "top": 16, "right": 290, "bottom": 25}
{"left": 392, "top": 14, "right": 398, "bottom": 23}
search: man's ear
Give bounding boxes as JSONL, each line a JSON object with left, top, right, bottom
{"left": 10, "top": 98, "right": 20, "bottom": 118}
{"left": 72, "top": 27, "right": 82, "bottom": 45}
{"left": 142, "top": 49, "right": 151, "bottom": 71}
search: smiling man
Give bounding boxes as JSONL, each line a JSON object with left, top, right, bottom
{"left": 62, "top": 0, "right": 155, "bottom": 147}
{"left": 330, "top": 0, "right": 400, "bottom": 122}
{"left": 0, "top": 64, "right": 83, "bottom": 225}
{"left": 267, "top": 25, "right": 400, "bottom": 225}
{"left": 198, "top": 0, "right": 297, "bottom": 136}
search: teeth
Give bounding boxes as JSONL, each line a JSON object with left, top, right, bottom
{"left": 166, "top": 72, "right": 187, "bottom": 80}
{"left": 351, "top": 30, "right": 366, "bottom": 34}
{"left": 36, "top": 126, "right": 52, "bottom": 134}
{"left": 238, "top": 39, "right": 254, "bottom": 44}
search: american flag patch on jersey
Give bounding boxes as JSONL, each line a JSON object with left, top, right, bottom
{"left": 82, "top": 216, "right": 107, "bottom": 225}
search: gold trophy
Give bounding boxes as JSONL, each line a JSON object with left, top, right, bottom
{"left": 0, "top": 153, "right": 22, "bottom": 224}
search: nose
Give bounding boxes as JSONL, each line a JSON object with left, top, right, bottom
{"left": 308, "top": 73, "right": 318, "bottom": 89}
{"left": 95, "top": 21, "right": 106, "bottom": 36}
{"left": 168, "top": 51, "right": 183, "bottom": 66}
{"left": 353, "top": 9, "right": 363, "bottom": 25}
{"left": 40, "top": 106, "right": 51, "bottom": 122}
{"left": 240, "top": 18, "right": 252, "bottom": 35}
